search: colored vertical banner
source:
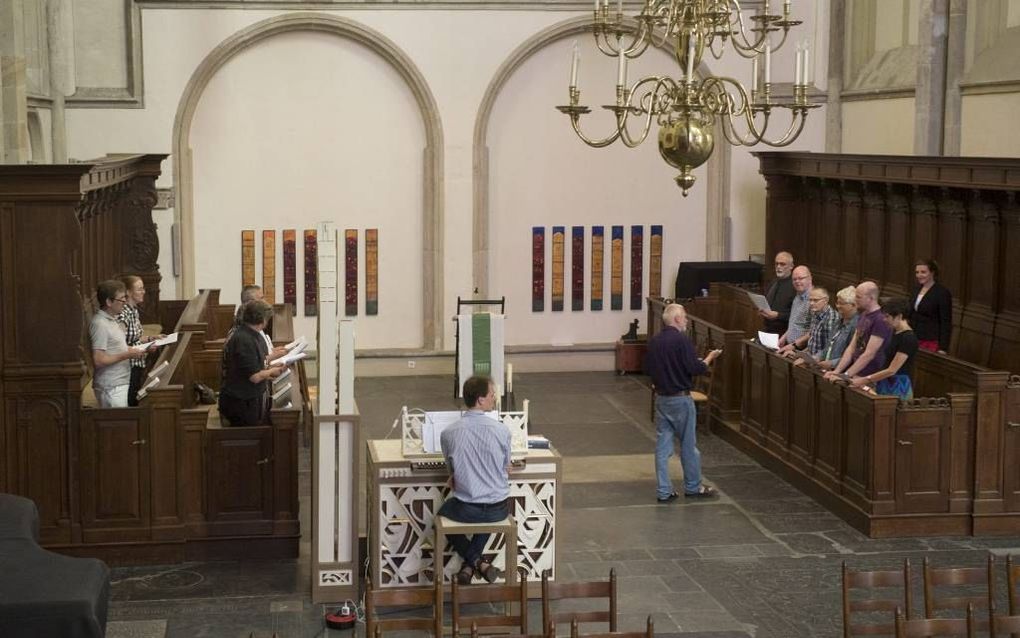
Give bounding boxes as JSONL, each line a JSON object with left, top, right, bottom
{"left": 571, "top": 226, "right": 584, "bottom": 311}
{"left": 630, "top": 225, "right": 643, "bottom": 310}
{"left": 345, "top": 229, "right": 358, "bottom": 316}
{"left": 532, "top": 227, "right": 545, "bottom": 312}
{"left": 365, "top": 228, "right": 378, "bottom": 316}
{"left": 551, "top": 226, "right": 565, "bottom": 312}
{"left": 591, "top": 226, "right": 604, "bottom": 311}
{"left": 282, "top": 229, "right": 296, "bottom": 307}
{"left": 610, "top": 226, "right": 624, "bottom": 310}
{"left": 262, "top": 230, "right": 276, "bottom": 304}
{"left": 304, "top": 229, "right": 317, "bottom": 316}
{"left": 649, "top": 225, "right": 663, "bottom": 298}
{"left": 241, "top": 230, "right": 256, "bottom": 287}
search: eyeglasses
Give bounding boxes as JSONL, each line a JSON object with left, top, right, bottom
{"left": 114, "top": 296, "right": 128, "bottom": 303}
{"left": 808, "top": 297, "right": 826, "bottom": 302}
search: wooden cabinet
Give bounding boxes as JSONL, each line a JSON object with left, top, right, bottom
{"left": 206, "top": 426, "right": 274, "bottom": 536}
{"left": 614, "top": 340, "right": 646, "bottom": 374}
{"left": 79, "top": 408, "right": 152, "bottom": 543}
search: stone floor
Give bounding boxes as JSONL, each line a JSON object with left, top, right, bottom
{"left": 105, "top": 372, "right": 1020, "bottom": 638}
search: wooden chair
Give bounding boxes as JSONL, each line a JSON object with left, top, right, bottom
{"left": 990, "top": 600, "right": 1020, "bottom": 637}
{"left": 569, "top": 615, "right": 653, "bottom": 638}
{"left": 1008, "top": 555, "right": 1020, "bottom": 615}
{"left": 450, "top": 568, "right": 529, "bottom": 638}
{"left": 542, "top": 568, "right": 617, "bottom": 635}
{"left": 896, "top": 604, "right": 974, "bottom": 637}
{"left": 365, "top": 576, "right": 442, "bottom": 638}
{"left": 923, "top": 555, "right": 995, "bottom": 631}
{"left": 841, "top": 559, "right": 912, "bottom": 637}
{"left": 469, "top": 619, "right": 555, "bottom": 638}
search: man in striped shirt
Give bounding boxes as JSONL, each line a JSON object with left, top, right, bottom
{"left": 438, "top": 376, "right": 512, "bottom": 585}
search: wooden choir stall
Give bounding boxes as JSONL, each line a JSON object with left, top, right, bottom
{"left": 367, "top": 404, "right": 561, "bottom": 594}
{"left": 0, "top": 157, "right": 309, "bottom": 563}
{"left": 644, "top": 153, "right": 1020, "bottom": 539}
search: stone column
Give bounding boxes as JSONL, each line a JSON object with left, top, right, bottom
{"left": 47, "top": 0, "right": 76, "bottom": 163}
{"left": 942, "top": 0, "right": 967, "bottom": 156}
{"left": 914, "top": 0, "right": 949, "bottom": 155}
{"left": 825, "top": 0, "right": 845, "bottom": 153}
{"left": 0, "top": 0, "right": 29, "bottom": 163}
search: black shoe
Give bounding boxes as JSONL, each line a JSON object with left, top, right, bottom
{"left": 657, "top": 491, "right": 679, "bottom": 503}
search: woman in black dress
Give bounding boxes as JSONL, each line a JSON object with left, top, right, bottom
{"left": 908, "top": 258, "right": 952, "bottom": 354}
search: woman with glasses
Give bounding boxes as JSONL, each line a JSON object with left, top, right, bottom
{"left": 119, "top": 276, "right": 163, "bottom": 406}
{"left": 90, "top": 280, "right": 146, "bottom": 408}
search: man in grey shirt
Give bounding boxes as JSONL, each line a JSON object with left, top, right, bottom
{"left": 438, "top": 375, "right": 512, "bottom": 586}
{"left": 780, "top": 265, "right": 813, "bottom": 347}
{"left": 90, "top": 280, "right": 145, "bottom": 407}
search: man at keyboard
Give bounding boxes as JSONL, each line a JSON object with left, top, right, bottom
{"left": 438, "top": 375, "right": 512, "bottom": 586}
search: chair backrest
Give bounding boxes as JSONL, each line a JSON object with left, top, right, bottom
{"left": 569, "top": 615, "right": 652, "bottom": 638}
{"left": 365, "top": 577, "right": 442, "bottom": 638}
{"left": 469, "top": 619, "right": 556, "bottom": 638}
{"left": 542, "top": 568, "right": 617, "bottom": 633}
{"left": 1008, "top": 555, "right": 1020, "bottom": 615}
{"left": 842, "top": 559, "right": 912, "bottom": 637}
{"left": 895, "top": 604, "right": 974, "bottom": 637}
{"left": 451, "top": 569, "right": 529, "bottom": 638}
{"left": 991, "top": 599, "right": 1020, "bottom": 634}
{"left": 923, "top": 555, "right": 994, "bottom": 629}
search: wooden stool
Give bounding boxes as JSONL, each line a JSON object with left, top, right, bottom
{"left": 434, "top": 514, "right": 517, "bottom": 617}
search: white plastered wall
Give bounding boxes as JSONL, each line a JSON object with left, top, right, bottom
{"left": 64, "top": 4, "right": 828, "bottom": 352}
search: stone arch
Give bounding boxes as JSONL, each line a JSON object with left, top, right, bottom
{"left": 173, "top": 12, "right": 444, "bottom": 348}
{"left": 472, "top": 16, "right": 730, "bottom": 296}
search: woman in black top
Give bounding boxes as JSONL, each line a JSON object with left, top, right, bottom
{"left": 851, "top": 297, "right": 918, "bottom": 401}
{"left": 908, "top": 258, "right": 952, "bottom": 354}
{"left": 219, "top": 300, "right": 286, "bottom": 426}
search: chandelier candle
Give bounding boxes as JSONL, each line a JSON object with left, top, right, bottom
{"left": 557, "top": 0, "right": 819, "bottom": 196}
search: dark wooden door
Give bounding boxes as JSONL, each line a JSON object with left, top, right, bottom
{"left": 894, "top": 410, "right": 951, "bottom": 514}
{"left": 79, "top": 408, "right": 151, "bottom": 543}
{"left": 206, "top": 426, "right": 274, "bottom": 535}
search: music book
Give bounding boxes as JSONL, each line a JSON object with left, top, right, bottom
{"left": 147, "top": 360, "right": 169, "bottom": 379}
{"left": 273, "top": 368, "right": 293, "bottom": 385}
{"left": 272, "top": 382, "right": 292, "bottom": 402}
{"left": 746, "top": 291, "right": 772, "bottom": 312}
{"left": 757, "top": 331, "right": 780, "bottom": 350}
{"left": 284, "top": 336, "right": 307, "bottom": 352}
{"left": 269, "top": 351, "right": 308, "bottom": 367}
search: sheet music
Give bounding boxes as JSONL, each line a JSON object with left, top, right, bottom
{"left": 746, "top": 291, "right": 772, "bottom": 312}
{"left": 273, "top": 368, "right": 293, "bottom": 386}
{"left": 272, "top": 382, "right": 292, "bottom": 402}
{"left": 269, "top": 351, "right": 307, "bottom": 367}
{"left": 757, "top": 331, "right": 780, "bottom": 350}
{"left": 423, "top": 411, "right": 463, "bottom": 454}
{"left": 151, "top": 332, "right": 178, "bottom": 347}
{"left": 284, "top": 336, "right": 307, "bottom": 351}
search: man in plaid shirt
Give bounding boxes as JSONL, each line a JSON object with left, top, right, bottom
{"left": 779, "top": 286, "right": 839, "bottom": 359}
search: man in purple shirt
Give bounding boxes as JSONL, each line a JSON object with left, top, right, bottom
{"left": 644, "top": 303, "right": 721, "bottom": 503}
{"left": 825, "top": 281, "right": 892, "bottom": 383}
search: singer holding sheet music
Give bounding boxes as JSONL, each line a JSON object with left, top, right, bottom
{"left": 119, "top": 275, "right": 165, "bottom": 406}
{"left": 219, "top": 300, "right": 287, "bottom": 426}
{"left": 758, "top": 252, "right": 796, "bottom": 334}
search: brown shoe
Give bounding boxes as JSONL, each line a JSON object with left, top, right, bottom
{"left": 476, "top": 561, "right": 503, "bottom": 583}
{"left": 456, "top": 564, "right": 475, "bottom": 585}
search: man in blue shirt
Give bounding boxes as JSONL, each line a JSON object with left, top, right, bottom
{"left": 438, "top": 375, "right": 512, "bottom": 585}
{"left": 644, "top": 304, "right": 721, "bottom": 503}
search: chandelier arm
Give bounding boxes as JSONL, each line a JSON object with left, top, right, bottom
{"left": 595, "top": 34, "right": 620, "bottom": 57}
{"left": 756, "top": 110, "right": 808, "bottom": 147}
{"left": 568, "top": 115, "right": 624, "bottom": 148}
{"left": 618, "top": 101, "right": 657, "bottom": 148}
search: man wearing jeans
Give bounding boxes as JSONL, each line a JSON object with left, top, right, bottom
{"left": 438, "top": 375, "right": 511, "bottom": 585}
{"left": 644, "top": 303, "right": 721, "bottom": 502}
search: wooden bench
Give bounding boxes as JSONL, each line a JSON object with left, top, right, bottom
{"left": 726, "top": 340, "right": 980, "bottom": 537}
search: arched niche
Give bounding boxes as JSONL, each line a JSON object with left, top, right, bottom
{"left": 173, "top": 12, "right": 445, "bottom": 349}
{"left": 472, "top": 16, "right": 730, "bottom": 298}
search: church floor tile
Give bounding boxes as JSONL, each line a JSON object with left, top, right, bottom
{"left": 103, "top": 372, "right": 1012, "bottom": 637}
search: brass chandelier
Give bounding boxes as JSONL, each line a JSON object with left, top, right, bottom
{"left": 557, "top": 0, "right": 818, "bottom": 196}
